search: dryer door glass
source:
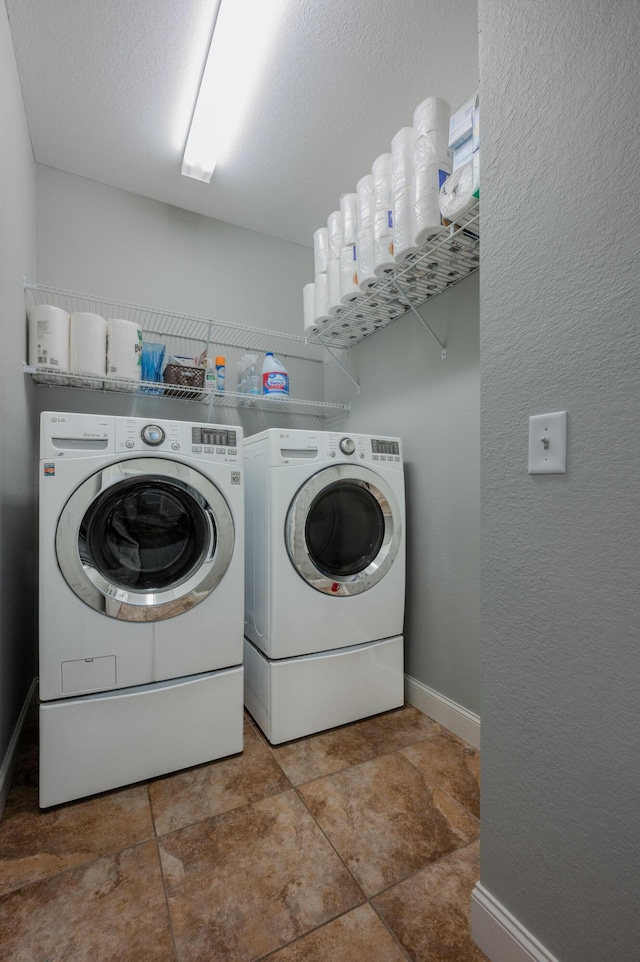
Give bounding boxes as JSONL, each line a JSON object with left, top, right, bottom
{"left": 285, "top": 464, "right": 403, "bottom": 596}
{"left": 305, "top": 481, "right": 384, "bottom": 576}
{"left": 80, "top": 478, "right": 212, "bottom": 591}
{"left": 56, "top": 458, "right": 235, "bottom": 621}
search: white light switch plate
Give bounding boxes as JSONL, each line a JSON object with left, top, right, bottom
{"left": 528, "top": 411, "right": 567, "bottom": 474}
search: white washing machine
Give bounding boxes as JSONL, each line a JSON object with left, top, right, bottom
{"left": 38, "top": 412, "right": 245, "bottom": 807}
{"left": 243, "top": 428, "right": 405, "bottom": 743}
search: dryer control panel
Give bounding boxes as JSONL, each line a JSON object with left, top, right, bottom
{"left": 323, "top": 432, "right": 402, "bottom": 467}
{"left": 249, "top": 428, "right": 402, "bottom": 469}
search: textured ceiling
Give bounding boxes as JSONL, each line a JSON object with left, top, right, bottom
{"left": 6, "top": 0, "right": 478, "bottom": 247}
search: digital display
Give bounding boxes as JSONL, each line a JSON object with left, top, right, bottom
{"left": 192, "top": 427, "right": 237, "bottom": 447}
{"left": 371, "top": 439, "right": 400, "bottom": 455}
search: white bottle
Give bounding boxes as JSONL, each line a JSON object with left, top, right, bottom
{"left": 246, "top": 354, "right": 260, "bottom": 395}
{"left": 205, "top": 358, "right": 217, "bottom": 391}
{"left": 262, "top": 352, "right": 289, "bottom": 397}
{"left": 236, "top": 358, "right": 247, "bottom": 394}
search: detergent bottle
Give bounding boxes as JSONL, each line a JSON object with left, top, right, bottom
{"left": 262, "top": 352, "right": 289, "bottom": 397}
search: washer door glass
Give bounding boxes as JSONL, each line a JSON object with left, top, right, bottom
{"left": 80, "top": 478, "right": 211, "bottom": 592}
{"left": 285, "top": 464, "right": 402, "bottom": 596}
{"left": 56, "top": 458, "right": 234, "bottom": 621}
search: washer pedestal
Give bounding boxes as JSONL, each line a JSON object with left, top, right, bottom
{"left": 39, "top": 668, "right": 243, "bottom": 807}
{"left": 244, "top": 636, "right": 404, "bottom": 744}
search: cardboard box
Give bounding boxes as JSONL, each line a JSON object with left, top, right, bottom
{"left": 453, "top": 135, "right": 474, "bottom": 171}
{"left": 449, "top": 93, "right": 476, "bottom": 149}
{"left": 472, "top": 98, "right": 480, "bottom": 152}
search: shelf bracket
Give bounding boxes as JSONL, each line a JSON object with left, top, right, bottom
{"left": 319, "top": 340, "right": 360, "bottom": 393}
{"left": 392, "top": 278, "right": 447, "bottom": 359}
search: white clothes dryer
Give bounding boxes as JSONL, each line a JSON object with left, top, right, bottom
{"left": 38, "top": 412, "right": 244, "bottom": 806}
{"left": 243, "top": 429, "right": 405, "bottom": 743}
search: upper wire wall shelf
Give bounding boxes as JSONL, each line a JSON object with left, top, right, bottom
{"left": 23, "top": 284, "right": 350, "bottom": 416}
{"left": 308, "top": 202, "right": 479, "bottom": 350}
{"left": 24, "top": 284, "right": 324, "bottom": 360}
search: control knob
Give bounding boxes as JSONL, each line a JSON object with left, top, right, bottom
{"left": 339, "top": 437, "right": 356, "bottom": 456}
{"left": 141, "top": 424, "right": 165, "bottom": 446}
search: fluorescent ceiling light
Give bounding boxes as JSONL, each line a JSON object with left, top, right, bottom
{"left": 182, "top": 0, "right": 287, "bottom": 182}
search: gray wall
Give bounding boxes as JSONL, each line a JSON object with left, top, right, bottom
{"left": 346, "top": 275, "right": 480, "bottom": 714}
{"left": 478, "top": 2, "right": 640, "bottom": 960}
{"left": 36, "top": 166, "right": 312, "bottom": 335}
{"left": 0, "top": 2, "right": 37, "bottom": 810}
{"left": 35, "top": 167, "right": 327, "bottom": 437}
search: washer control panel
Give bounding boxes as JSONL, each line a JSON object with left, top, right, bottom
{"left": 115, "top": 418, "right": 241, "bottom": 462}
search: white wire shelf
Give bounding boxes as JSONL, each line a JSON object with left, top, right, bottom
{"left": 22, "top": 366, "right": 350, "bottom": 416}
{"left": 23, "top": 284, "right": 350, "bottom": 415}
{"left": 307, "top": 202, "right": 480, "bottom": 349}
{"left": 24, "top": 284, "right": 324, "bottom": 361}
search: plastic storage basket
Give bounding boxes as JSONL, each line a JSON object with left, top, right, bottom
{"left": 163, "top": 363, "right": 205, "bottom": 400}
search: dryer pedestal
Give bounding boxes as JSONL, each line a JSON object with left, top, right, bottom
{"left": 244, "top": 636, "right": 404, "bottom": 744}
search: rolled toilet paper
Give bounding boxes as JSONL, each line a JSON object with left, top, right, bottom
{"left": 303, "top": 282, "right": 317, "bottom": 335}
{"left": 394, "top": 183, "right": 418, "bottom": 262}
{"left": 313, "top": 227, "right": 329, "bottom": 276}
{"left": 391, "top": 127, "right": 414, "bottom": 191}
{"left": 392, "top": 127, "right": 418, "bottom": 262}
{"left": 327, "top": 258, "right": 344, "bottom": 318}
{"left": 106, "top": 318, "right": 142, "bottom": 390}
{"left": 356, "top": 174, "right": 376, "bottom": 290}
{"left": 28, "top": 304, "right": 70, "bottom": 384}
{"left": 372, "top": 153, "right": 395, "bottom": 276}
{"left": 414, "top": 130, "right": 453, "bottom": 179}
{"left": 339, "top": 244, "right": 360, "bottom": 304}
{"left": 327, "top": 210, "right": 344, "bottom": 317}
{"left": 327, "top": 210, "right": 342, "bottom": 260}
{"left": 69, "top": 312, "right": 107, "bottom": 388}
{"left": 339, "top": 192, "right": 358, "bottom": 247}
{"left": 413, "top": 96, "right": 451, "bottom": 144}
{"left": 439, "top": 161, "right": 475, "bottom": 222}
{"left": 313, "top": 272, "right": 330, "bottom": 326}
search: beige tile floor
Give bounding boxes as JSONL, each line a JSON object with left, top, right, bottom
{"left": 0, "top": 704, "right": 486, "bottom": 962}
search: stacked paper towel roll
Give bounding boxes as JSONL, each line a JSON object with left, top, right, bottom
{"left": 413, "top": 97, "right": 452, "bottom": 244}
{"left": 69, "top": 312, "right": 107, "bottom": 388}
{"left": 311, "top": 227, "right": 330, "bottom": 328}
{"left": 303, "top": 282, "right": 317, "bottom": 336}
{"left": 339, "top": 193, "right": 359, "bottom": 304}
{"left": 439, "top": 161, "right": 475, "bottom": 223}
{"left": 313, "top": 228, "right": 328, "bottom": 276}
{"left": 327, "top": 210, "right": 344, "bottom": 317}
{"left": 305, "top": 91, "right": 462, "bottom": 328}
{"left": 372, "top": 153, "right": 395, "bottom": 276}
{"left": 106, "top": 318, "right": 142, "bottom": 390}
{"left": 391, "top": 127, "right": 418, "bottom": 263}
{"left": 28, "top": 304, "right": 70, "bottom": 383}
{"left": 356, "top": 174, "right": 376, "bottom": 290}
{"left": 313, "top": 272, "right": 330, "bottom": 326}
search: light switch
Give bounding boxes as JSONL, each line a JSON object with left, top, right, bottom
{"left": 528, "top": 411, "right": 567, "bottom": 474}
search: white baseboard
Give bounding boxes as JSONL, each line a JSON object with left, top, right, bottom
{"left": 404, "top": 674, "right": 480, "bottom": 749}
{"left": 471, "top": 882, "right": 562, "bottom": 962}
{"left": 0, "top": 677, "right": 37, "bottom": 820}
